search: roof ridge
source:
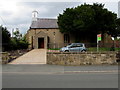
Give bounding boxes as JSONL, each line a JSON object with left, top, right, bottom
{"left": 37, "top": 18, "right": 57, "bottom": 20}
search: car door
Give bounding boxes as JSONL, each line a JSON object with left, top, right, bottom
{"left": 69, "top": 45, "right": 76, "bottom": 52}
{"left": 77, "top": 44, "right": 83, "bottom": 52}
{"left": 74, "top": 44, "right": 81, "bottom": 52}
{"left": 69, "top": 45, "right": 80, "bottom": 52}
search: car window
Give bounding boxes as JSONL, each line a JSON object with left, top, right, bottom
{"left": 69, "top": 44, "right": 76, "bottom": 48}
{"left": 76, "top": 44, "right": 83, "bottom": 47}
{"left": 69, "top": 43, "right": 84, "bottom": 48}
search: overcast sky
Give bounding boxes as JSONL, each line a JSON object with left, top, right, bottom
{"left": 0, "top": 0, "right": 119, "bottom": 35}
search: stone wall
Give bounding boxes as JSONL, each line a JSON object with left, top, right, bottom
{"left": 0, "top": 49, "right": 29, "bottom": 64}
{"left": 47, "top": 52, "right": 117, "bottom": 65}
{"left": 0, "top": 52, "right": 9, "bottom": 64}
{"left": 116, "top": 51, "right": 120, "bottom": 62}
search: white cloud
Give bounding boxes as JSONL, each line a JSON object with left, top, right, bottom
{"left": 0, "top": 1, "right": 119, "bottom": 35}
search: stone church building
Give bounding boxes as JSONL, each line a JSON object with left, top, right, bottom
{"left": 26, "top": 10, "right": 113, "bottom": 49}
{"left": 26, "top": 11, "right": 74, "bottom": 49}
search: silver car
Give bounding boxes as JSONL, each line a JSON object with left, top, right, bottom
{"left": 60, "top": 43, "right": 86, "bottom": 52}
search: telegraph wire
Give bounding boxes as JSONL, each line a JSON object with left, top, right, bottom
{"left": 0, "top": 15, "right": 14, "bottom": 37}
{"left": 0, "top": 15, "right": 29, "bottom": 36}
{"left": 0, "top": 16, "right": 7, "bottom": 26}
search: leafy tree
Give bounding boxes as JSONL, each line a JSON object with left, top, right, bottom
{"left": 17, "top": 34, "right": 29, "bottom": 49}
{"left": 9, "top": 38, "right": 18, "bottom": 50}
{"left": 12, "top": 30, "right": 29, "bottom": 50}
{"left": 91, "top": 3, "right": 117, "bottom": 37}
{"left": 1, "top": 25, "right": 11, "bottom": 51}
{"left": 58, "top": 8, "right": 75, "bottom": 33}
{"left": 1, "top": 26, "right": 29, "bottom": 51}
{"left": 58, "top": 3, "right": 118, "bottom": 42}
{"left": 115, "top": 18, "right": 120, "bottom": 37}
{"left": 13, "top": 29, "right": 22, "bottom": 40}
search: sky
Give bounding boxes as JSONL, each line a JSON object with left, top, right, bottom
{"left": 0, "top": 0, "right": 120, "bottom": 35}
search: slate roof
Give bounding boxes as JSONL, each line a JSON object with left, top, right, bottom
{"left": 30, "top": 18, "right": 59, "bottom": 29}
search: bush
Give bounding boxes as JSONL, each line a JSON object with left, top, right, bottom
{"left": 9, "top": 38, "right": 18, "bottom": 50}
{"left": 18, "top": 40, "right": 29, "bottom": 49}
{"left": 8, "top": 38, "right": 29, "bottom": 50}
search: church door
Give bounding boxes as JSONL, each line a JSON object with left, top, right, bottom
{"left": 38, "top": 38, "right": 44, "bottom": 48}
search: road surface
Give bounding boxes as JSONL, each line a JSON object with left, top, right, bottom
{"left": 2, "top": 65, "right": 118, "bottom": 88}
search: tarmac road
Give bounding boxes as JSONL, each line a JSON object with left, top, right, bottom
{"left": 2, "top": 64, "right": 118, "bottom": 88}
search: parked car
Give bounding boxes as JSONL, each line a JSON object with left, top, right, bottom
{"left": 60, "top": 43, "right": 86, "bottom": 52}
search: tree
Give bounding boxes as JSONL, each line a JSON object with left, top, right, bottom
{"left": 13, "top": 29, "right": 22, "bottom": 40}
{"left": 18, "top": 34, "right": 29, "bottom": 49}
{"left": 115, "top": 18, "right": 120, "bottom": 37}
{"left": 1, "top": 25, "right": 11, "bottom": 51}
{"left": 1, "top": 26, "right": 29, "bottom": 51}
{"left": 58, "top": 3, "right": 118, "bottom": 42}
{"left": 11, "top": 29, "right": 29, "bottom": 50}
{"left": 91, "top": 3, "right": 117, "bottom": 38}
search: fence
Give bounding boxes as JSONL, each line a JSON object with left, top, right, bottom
{"left": 47, "top": 42, "right": 120, "bottom": 52}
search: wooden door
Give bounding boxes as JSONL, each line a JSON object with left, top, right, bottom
{"left": 38, "top": 38, "right": 44, "bottom": 48}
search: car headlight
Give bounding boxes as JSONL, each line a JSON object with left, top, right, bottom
{"left": 60, "top": 48, "right": 63, "bottom": 51}
{"left": 60, "top": 48, "right": 64, "bottom": 51}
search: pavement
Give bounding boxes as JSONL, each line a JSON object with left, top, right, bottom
{"left": 2, "top": 65, "right": 118, "bottom": 88}
{"left": 2, "top": 64, "right": 118, "bottom": 74}
{"left": 8, "top": 49, "right": 46, "bottom": 64}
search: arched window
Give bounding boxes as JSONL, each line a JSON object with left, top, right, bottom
{"left": 64, "top": 34, "right": 70, "bottom": 43}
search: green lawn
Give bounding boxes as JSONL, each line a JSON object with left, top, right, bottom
{"left": 48, "top": 48, "right": 60, "bottom": 50}
{"left": 87, "top": 47, "right": 120, "bottom": 51}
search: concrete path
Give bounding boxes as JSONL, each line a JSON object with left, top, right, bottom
{"left": 9, "top": 49, "right": 46, "bottom": 64}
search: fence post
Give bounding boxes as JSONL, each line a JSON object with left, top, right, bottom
{"left": 116, "top": 51, "right": 120, "bottom": 63}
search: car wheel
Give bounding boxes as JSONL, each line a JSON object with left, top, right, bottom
{"left": 65, "top": 50, "right": 69, "bottom": 52}
{"left": 81, "top": 50, "right": 86, "bottom": 52}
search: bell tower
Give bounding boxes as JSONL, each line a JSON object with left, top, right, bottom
{"left": 32, "top": 10, "right": 38, "bottom": 22}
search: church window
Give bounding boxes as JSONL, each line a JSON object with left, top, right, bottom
{"left": 64, "top": 34, "right": 70, "bottom": 43}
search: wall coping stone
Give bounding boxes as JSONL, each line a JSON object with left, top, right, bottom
{"left": 0, "top": 52, "right": 8, "bottom": 54}
{"left": 47, "top": 51, "right": 117, "bottom": 54}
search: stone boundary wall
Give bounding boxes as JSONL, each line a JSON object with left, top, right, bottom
{"left": 0, "top": 49, "right": 29, "bottom": 64}
{"left": 116, "top": 51, "right": 120, "bottom": 62}
{"left": 0, "top": 52, "right": 9, "bottom": 64}
{"left": 47, "top": 52, "right": 117, "bottom": 65}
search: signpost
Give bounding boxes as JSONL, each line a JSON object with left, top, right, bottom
{"left": 97, "top": 34, "right": 102, "bottom": 52}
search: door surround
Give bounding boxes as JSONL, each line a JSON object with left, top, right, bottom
{"left": 33, "top": 31, "right": 47, "bottom": 49}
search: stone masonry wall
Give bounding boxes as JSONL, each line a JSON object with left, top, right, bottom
{"left": 0, "top": 49, "right": 29, "bottom": 64}
{"left": 0, "top": 52, "right": 9, "bottom": 64}
{"left": 47, "top": 52, "right": 117, "bottom": 65}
